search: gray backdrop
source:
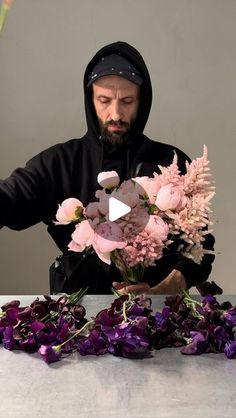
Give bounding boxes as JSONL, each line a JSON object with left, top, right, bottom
{"left": 0, "top": 0, "right": 235, "bottom": 294}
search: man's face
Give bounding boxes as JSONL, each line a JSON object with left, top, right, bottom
{"left": 92, "top": 75, "right": 140, "bottom": 146}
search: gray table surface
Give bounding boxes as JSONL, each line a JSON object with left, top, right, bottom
{"left": 0, "top": 294, "right": 236, "bottom": 418}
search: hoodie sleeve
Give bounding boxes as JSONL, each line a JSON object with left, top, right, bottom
{"left": 0, "top": 149, "right": 58, "bottom": 230}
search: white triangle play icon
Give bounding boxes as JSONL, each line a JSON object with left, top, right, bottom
{"left": 108, "top": 197, "right": 131, "bottom": 222}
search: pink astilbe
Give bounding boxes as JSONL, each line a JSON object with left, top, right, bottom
{"left": 156, "top": 152, "right": 183, "bottom": 188}
{"left": 183, "top": 145, "right": 215, "bottom": 197}
{"left": 167, "top": 193, "right": 214, "bottom": 263}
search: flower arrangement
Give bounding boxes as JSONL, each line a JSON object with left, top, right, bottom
{"left": 55, "top": 145, "right": 215, "bottom": 284}
{"left": 1, "top": 283, "right": 236, "bottom": 364}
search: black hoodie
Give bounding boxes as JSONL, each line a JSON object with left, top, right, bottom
{"left": 0, "top": 41, "right": 215, "bottom": 293}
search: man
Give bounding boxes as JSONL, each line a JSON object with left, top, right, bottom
{"left": 0, "top": 41, "right": 215, "bottom": 294}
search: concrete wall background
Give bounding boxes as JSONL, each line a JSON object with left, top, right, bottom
{"left": 0, "top": 0, "right": 235, "bottom": 294}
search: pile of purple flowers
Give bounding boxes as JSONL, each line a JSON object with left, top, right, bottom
{"left": 1, "top": 282, "right": 236, "bottom": 364}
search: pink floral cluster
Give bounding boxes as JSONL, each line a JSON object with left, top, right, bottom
{"left": 55, "top": 146, "right": 215, "bottom": 280}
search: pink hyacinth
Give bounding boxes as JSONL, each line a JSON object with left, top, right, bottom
{"left": 120, "top": 230, "right": 164, "bottom": 268}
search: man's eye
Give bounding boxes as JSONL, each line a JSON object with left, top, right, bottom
{"left": 99, "top": 97, "right": 110, "bottom": 104}
{"left": 122, "top": 99, "right": 134, "bottom": 104}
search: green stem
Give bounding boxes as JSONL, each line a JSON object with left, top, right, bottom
{"left": 122, "top": 301, "right": 128, "bottom": 322}
{"left": 53, "top": 319, "right": 94, "bottom": 351}
{"left": 182, "top": 290, "right": 204, "bottom": 320}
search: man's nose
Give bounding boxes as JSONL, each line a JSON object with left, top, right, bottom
{"left": 110, "top": 101, "right": 122, "bottom": 121}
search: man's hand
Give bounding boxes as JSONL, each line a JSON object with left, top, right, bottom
{"left": 112, "top": 269, "right": 187, "bottom": 295}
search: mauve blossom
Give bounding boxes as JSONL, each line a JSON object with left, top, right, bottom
{"left": 155, "top": 185, "right": 183, "bottom": 211}
{"left": 77, "top": 329, "right": 109, "bottom": 356}
{"left": 94, "top": 222, "right": 126, "bottom": 253}
{"left": 95, "top": 189, "right": 109, "bottom": 215}
{"left": 30, "top": 321, "right": 46, "bottom": 334}
{"left": 113, "top": 189, "right": 139, "bottom": 208}
{"left": 106, "top": 322, "right": 150, "bottom": 357}
{"left": 5, "top": 308, "right": 19, "bottom": 325}
{"left": 112, "top": 180, "right": 140, "bottom": 208}
{"left": 224, "top": 340, "right": 236, "bottom": 359}
{"left": 221, "top": 307, "right": 236, "bottom": 326}
{"left": 181, "top": 331, "right": 208, "bottom": 355}
{"left": 155, "top": 307, "right": 170, "bottom": 331}
{"left": 1, "top": 300, "right": 20, "bottom": 311}
{"left": 69, "top": 220, "right": 95, "bottom": 252}
{"left": 3, "top": 326, "right": 15, "bottom": 350}
{"left": 213, "top": 326, "right": 229, "bottom": 351}
{"left": 85, "top": 202, "right": 100, "bottom": 218}
{"left": 55, "top": 198, "right": 84, "bottom": 225}
{"left": 19, "top": 335, "right": 38, "bottom": 352}
{"left": 97, "top": 171, "right": 120, "bottom": 189}
{"left": 38, "top": 345, "right": 62, "bottom": 364}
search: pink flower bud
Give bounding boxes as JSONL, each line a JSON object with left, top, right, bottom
{"left": 97, "top": 171, "right": 120, "bottom": 189}
{"left": 55, "top": 198, "right": 84, "bottom": 225}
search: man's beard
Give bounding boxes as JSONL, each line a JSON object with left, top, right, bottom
{"left": 98, "top": 119, "right": 132, "bottom": 147}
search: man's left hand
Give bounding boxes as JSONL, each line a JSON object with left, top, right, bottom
{"left": 112, "top": 269, "right": 187, "bottom": 295}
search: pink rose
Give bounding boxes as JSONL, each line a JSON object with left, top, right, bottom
{"left": 155, "top": 185, "right": 182, "bottom": 211}
{"left": 69, "top": 220, "right": 95, "bottom": 252}
{"left": 55, "top": 198, "right": 84, "bottom": 225}
{"left": 93, "top": 221, "right": 126, "bottom": 264}
{"left": 97, "top": 171, "right": 120, "bottom": 189}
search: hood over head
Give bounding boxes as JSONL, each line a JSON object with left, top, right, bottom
{"left": 83, "top": 41, "right": 152, "bottom": 141}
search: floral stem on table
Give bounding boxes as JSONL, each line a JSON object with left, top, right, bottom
{"left": 53, "top": 319, "right": 95, "bottom": 351}
{"left": 38, "top": 319, "right": 95, "bottom": 363}
{"left": 182, "top": 290, "right": 204, "bottom": 320}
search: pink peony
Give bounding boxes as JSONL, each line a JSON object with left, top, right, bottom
{"left": 97, "top": 171, "right": 120, "bottom": 189}
{"left": 133, "top": 176, "right": 161, "bottom": 204}
{"left": 93, "top": 221, "right": 126, "bottom": 264}
{"left": 96, "top": 189, "right": 110, "bottom": 215}
{"left": 69, "top": 220, "right": 95, "bottom": 252}
{"left": 85, "top": 202, "right": 100, "bottom": 218}
{"left": 55, "top": 198, "right": 84, "bottom": 225}
{"left": 155, "top": 185, "right": 183, "bottom": 211}
{"left": 144, "top": 215, "right": 169, "bottom": 242}
{"left": 111, "top": 188, "right": 139, "bottom": 208}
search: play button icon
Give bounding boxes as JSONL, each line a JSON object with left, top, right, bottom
{"left": 108, "top": 197, "right": 131, "bottom": 222}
